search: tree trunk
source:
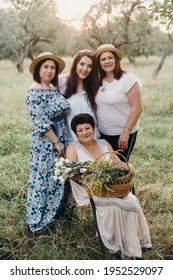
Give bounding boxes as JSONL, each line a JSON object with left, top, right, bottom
{"left": 16, "top": 62, "right": 24, "bottom": 73}
{"left": 152, "top": 44, "right": 173, "bottom": 76}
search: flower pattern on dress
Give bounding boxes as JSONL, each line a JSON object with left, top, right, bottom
{"left": 25, "top": 88, "right": 70, "bottom": 232}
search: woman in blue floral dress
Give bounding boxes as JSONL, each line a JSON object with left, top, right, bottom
{"left": 25, "top": 52, "right": 70, "bottom": 233}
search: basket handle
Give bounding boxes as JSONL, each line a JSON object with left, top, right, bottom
{"left": 95, "top": 150, "right": 129, "bottom": 169}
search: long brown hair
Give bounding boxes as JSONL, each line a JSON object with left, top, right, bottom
{"left": 97, "top": 52, "right": 126, "bottom": 86}
{"left": 64, "top": 50, "right": 99, "bottom": 110}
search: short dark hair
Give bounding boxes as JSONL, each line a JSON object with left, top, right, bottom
{"left": 33, "top": 59, "right": 59, "bottom": 87}
{"left": 71, "top": 113, "right": 95, "bottom": 134}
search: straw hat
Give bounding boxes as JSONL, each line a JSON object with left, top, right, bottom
{"left": 29, "top": 51, "right": 65, "bottom": 74}
{"left": 95, "top": 44, "right": 123, "bottom": 60}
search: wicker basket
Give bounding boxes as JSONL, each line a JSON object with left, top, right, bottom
{"left": 71, "top": 174, "right": 83, "bottom": 181}
{"left": 88, "top": 151, "right": 133, "bottom": 198}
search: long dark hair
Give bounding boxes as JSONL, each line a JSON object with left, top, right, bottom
{"left": 97, "top": 52, "right": 126, "bottom": 86}
{"left": 33, "top": 59, "right": 59, "bottom": 87}
{"left": 64, "top": 50, "right": 99, "bottom": 110}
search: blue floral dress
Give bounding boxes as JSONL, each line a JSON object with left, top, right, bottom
{"left": 25, "top": 88, "right": 70, "bottom": 232}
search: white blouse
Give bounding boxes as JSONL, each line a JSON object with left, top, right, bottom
{"left": 95, "top": 72, "right": 141, "bottom": 135}
{"left": 59, "top": 75, "right": 100, "bottom": 142}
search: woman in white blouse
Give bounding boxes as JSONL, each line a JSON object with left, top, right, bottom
{"left": 59, "top": 50, "right": 100, "bottom": 142}
{"left": 95, "top": 44, "right": 143, "bottom": 161}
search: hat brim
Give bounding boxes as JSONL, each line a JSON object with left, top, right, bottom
{"left": 95, "top": 47, "right": 123, "bottom": 60}
{"left": 29, "top": 55, "right": 65, "bottom": 75}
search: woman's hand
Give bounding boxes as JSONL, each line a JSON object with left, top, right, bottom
{"left": 128, "top": 163, "right": 134, "bottom": 176}
{"left": 118, "top": 131, "right": 129, "bottom": 151}
{"left": 54, "top": 142, "right": 64, "bottom": 157}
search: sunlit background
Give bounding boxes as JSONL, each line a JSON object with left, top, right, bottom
{"left": 0, "top": 0, "right": 101, "bottom": 29}
{"left": 0, "top": 0, "right": 167, "bottom": 31}
{"left": 56, "top": 0, "right": 100, "bottom": 29}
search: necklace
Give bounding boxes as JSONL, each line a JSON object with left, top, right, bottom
{"left": 101, "top": 78, "right": 116, "bottom": 92}
{"left": 81, "top": 140, "right": 101, "bottom": 159}
{"left": 105, "top": 77, "right": 115, "bottom": 83}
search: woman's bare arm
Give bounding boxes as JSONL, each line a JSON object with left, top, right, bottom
{"left": 66, "top": 143, "right": 78, "bottom": 161}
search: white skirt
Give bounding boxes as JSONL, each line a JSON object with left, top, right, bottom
{"left": 70, "top": 180, "right": 152, "bottom": 258}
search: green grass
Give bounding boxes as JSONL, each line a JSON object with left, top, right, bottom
{"left": 0, "top": 56, "right": 173, "bottom": 260}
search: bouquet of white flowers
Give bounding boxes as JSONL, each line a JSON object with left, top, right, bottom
{"left": 54, "top": 152, "right": 133, "bottom": 198}
{"left": 54, "top": 157, "right": 89, "bottom": 183}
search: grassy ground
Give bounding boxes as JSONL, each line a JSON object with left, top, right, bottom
{"left": 0, "top": 56, "right": 172, "bottom": 260}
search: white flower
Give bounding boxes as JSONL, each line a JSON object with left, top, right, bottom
{"left": 55, "top": 161, "right": 62, "bottom": 167}
{"left": 55, "top": 170, "right": 60, "bottom": 176}
{"left": 54, "top": 159, "right": 90, "bottom": 182}
{"left": 59, "top": 176, "right": 65, "bottom": 183}
{"left": 64, "top": 167, "right": 72, "bottom": 174}
{"left": 80, "top": 168, "right": 87, "bottom": 173}
{"left": 59, "top": 157, "right": 65, "bottom": 163}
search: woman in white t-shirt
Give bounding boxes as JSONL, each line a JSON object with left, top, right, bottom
{"left": 94, "top": 44, "right": 143, "bottom": 161}
{"left": 59, "top": 50, "right": 100, "bottom": 143}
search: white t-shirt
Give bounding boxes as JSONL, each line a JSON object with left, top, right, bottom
{"left": 95, "top": 72, "right": 141, "bottom": 135}
{"left": 59, "top": 75, "right": 100, "bottom": 142}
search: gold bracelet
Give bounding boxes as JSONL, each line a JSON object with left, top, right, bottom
{"left": 124, "top": 127, "right": 132, "bottom": 133}
{"left": 53, "top": 140, "right": 60, "bottom": 145}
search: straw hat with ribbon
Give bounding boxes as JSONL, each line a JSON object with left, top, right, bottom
{"left": 29, "top": 51, "right": 65, "bottom": 75}
{"left": 95, "top": 44, "right": 123, "bottom": 60}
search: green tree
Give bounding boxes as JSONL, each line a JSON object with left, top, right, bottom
{"left": 81, "top": 0, "right": 169, "bottom": 62}
{"left": 150, "top": 0, "right": 173, "bottom": 30}
{"left": 81, "top": 0, "right": 155, "bottom": 59}
{"left": 0, "top": 0, "right": 61, "bottom": 72}
{"left": 149, "top": 0, "right": 173, "bottom": 75}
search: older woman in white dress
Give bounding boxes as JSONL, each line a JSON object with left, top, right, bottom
{"left": 66, "top": 113, "right": 152, "bottom": 259}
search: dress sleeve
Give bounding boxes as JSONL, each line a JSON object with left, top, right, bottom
{"left": 25, "top": 89, "right": 52, "bottom": 133}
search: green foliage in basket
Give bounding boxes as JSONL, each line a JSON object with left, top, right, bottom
{"left": 82, "top": 159, "right": 128, "bottom": 196}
